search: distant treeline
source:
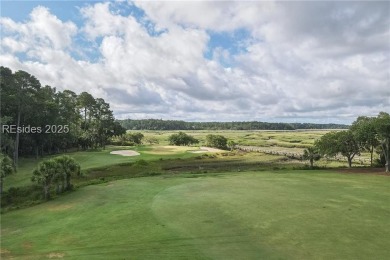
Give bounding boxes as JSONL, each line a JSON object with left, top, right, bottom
{"left": 119, "top": 119, "right": 349, "bottom": 131}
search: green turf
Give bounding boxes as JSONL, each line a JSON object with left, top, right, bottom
{"left": 4, "top": 147, "right": 133, "bottom": 190}
{"left": 6, "top": 129, "right": 373, "bottom": 191}
{"left": 2, "top": 171, "right": 389, "bottom": 259}
{"left": 3, "top": 145, "right": 200, "bottom": 190}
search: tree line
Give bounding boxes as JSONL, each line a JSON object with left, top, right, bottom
{"left": 0, "top": 66, "right": 126, "bottom": 168}
{"left": 305, "top": 112, "right": 389, "bottom": 172}
{"left": 119, "top": 119, "right": 348, "bottom": 131}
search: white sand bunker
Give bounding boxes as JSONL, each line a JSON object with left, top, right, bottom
{"left": 189, "top": 147, "right": 224, "bottom": 153}
{"left": 110, "top": 150, "right": 140, "bottom": 156}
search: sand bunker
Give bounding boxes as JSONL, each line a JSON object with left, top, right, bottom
{"left": 189, "top": 147, "right": 225, "bottom": 153}
{"left": 110, "top": 150, "right": 140, "bottom": 156}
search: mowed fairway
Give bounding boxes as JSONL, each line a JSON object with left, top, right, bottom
{"left": 2, "top": 171, "right": 390, "bottom": 259}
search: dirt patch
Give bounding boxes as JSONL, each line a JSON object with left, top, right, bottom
{"left": 47, "top": 204, "right": 74, "bottom": 212}
{"left": 336, "top": 168, "right": 389, "bottom": 176}
{"left": 0, "top": 248, "right": 11, "bottom": 254}
{"left": 110, "top": 150, "right": 140, "bottom": 156}
{"left": 47, "top": 252, "right": 65, "bottom": 258}
{"left": 189, "top": 147, "right": 225, "bottom": 153}
{"left": 22, "top": 241, "right": 33, "bottom": 250}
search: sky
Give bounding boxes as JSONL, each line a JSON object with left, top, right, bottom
{"left": 1, "top": 0, "right": 389, "bottom": 124}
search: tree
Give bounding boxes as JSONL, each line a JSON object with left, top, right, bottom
{"left": 77, "top": 92, "right": 96, "bottom": 126}
{"left": 168, "top": 132, "right": 199, "bottom": 146}
{"left": 1, "top": 69, "right": 41, "bottom": 167}
{"left": 315, "top": 130, "right": 360, "bottom": 168}
{"left": 374, "top": 112, "right": 390, "bottom": 173}
{"left": 55, "top": 90, "right": 81, "bottom": 152}
{"left": 227, "top": 140, "right": 236, "bottom": 151}
{"left": 52, "top": 168, "right": 65, "bottom": 195}
{"left": 0, "top": 116, "right": 15, "bottom": 157}
{"left": 112, "top": 121, "right": 126, "bottom": 137}
{"left": 0, "top": 67, "right": 15, "bottom": 158}
{"left": 31, "top": 160, "right": 60, "bottom": 200}
{"left": 351, "top": 116, "right": 379, "bottom": 167}
{"left": 206, "top": 134, "right": 228, "bottom": 150}
{"left": 302, "top": 146, "right": 321, "bottom": 168}
{"left": 0, "top": 154, "right": 14, "bottom": 194}
{"left": 127, "top": 132, "right": 144, "bottom": 145}
{"left": 53, "top": 155, "right": 80, "bottom": 191}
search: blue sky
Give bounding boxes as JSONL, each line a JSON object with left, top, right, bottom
{"left": 1, "top": 1, "right": 389, "bottom": 123}
{"left": 1, "top": 1, "right": 85, "bottom": 22}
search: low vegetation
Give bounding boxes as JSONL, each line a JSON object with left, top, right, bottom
{"left": 168, "top": 132, "right": 199, "bottom": 146}
{"left": 111, "top": 132, "right": 144, "bottom": 146}
{"left": 205, "top": 134, "right": 228, "bottom": 150}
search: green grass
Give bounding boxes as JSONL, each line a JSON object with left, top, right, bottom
{"left": 3, "top": 145, "right": 201, "bottom": 190}
{"left": 3, "top": 140, "right": 360, "bottom": 192}
{"left": 2, "top": 171, "right": 390, "bottom": 259}
{"left": 4, "top": 147, "right": 135, "bottom": 190}
{"left": 4, "top": 129, "right": 368, "bottom": 190}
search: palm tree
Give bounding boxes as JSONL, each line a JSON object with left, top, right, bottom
{"left": 302, "top": 147, "right": 321, "bottom": 168}
{"left": 53, "top": 155, "right": 80, "bottom": 191}
{"left": 53, "top": 170, "right": 65, "bottom": 195}
{"left": 32, "top": 160, "right": 59, "bottom": 200}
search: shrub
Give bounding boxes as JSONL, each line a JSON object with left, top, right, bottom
{"left": 168, "top": 132, "right": 199, "bottom": 146}
{"left": 205, "top": 134, "right": 228, "bottom": 150}
{"left": 134, "top": 159, "right": 148, "bottom": 166}
{"left": 111, "top": 132, "right": 144, "bottom": 146}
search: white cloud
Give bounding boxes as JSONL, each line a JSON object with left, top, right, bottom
{"left": 133, "top": 1, "right": 273, "bottom": 32}
{"left": 1, "top": 6, "right": 77, "bottom": 52}
{"left": 0, "top": 1, "right": 388, "bottom": 123}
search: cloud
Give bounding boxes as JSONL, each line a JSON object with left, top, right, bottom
{"left": 1, "top": 6, "right": 77, "bottom": 52}
{"left": 133, "top": 1, "right": 272, "bottom": 32}
{"left": 0, "top": 1, "right": 388, "bottom": 123}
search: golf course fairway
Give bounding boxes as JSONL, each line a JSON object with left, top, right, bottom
{"left": 1, "top": 171, "right": 390, "bottom": 259}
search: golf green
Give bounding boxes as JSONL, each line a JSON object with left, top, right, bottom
{"left": 1, "top": 171, "right": 389, "bottom": 259}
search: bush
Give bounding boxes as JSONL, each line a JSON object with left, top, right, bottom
{"left": 111, "top": 132, "right": 144, "bottom": 146}
{"left": 206, "top": 134, "right": 228, "bottom": 150}
{"left": 1, "top": 185, "right": 42, "bottom": 208}
{"left": 168, "top": 132, "right": 199, "bottom": 146}
{"left": 134, "top": 159, "right": 148, "bottom": 166}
